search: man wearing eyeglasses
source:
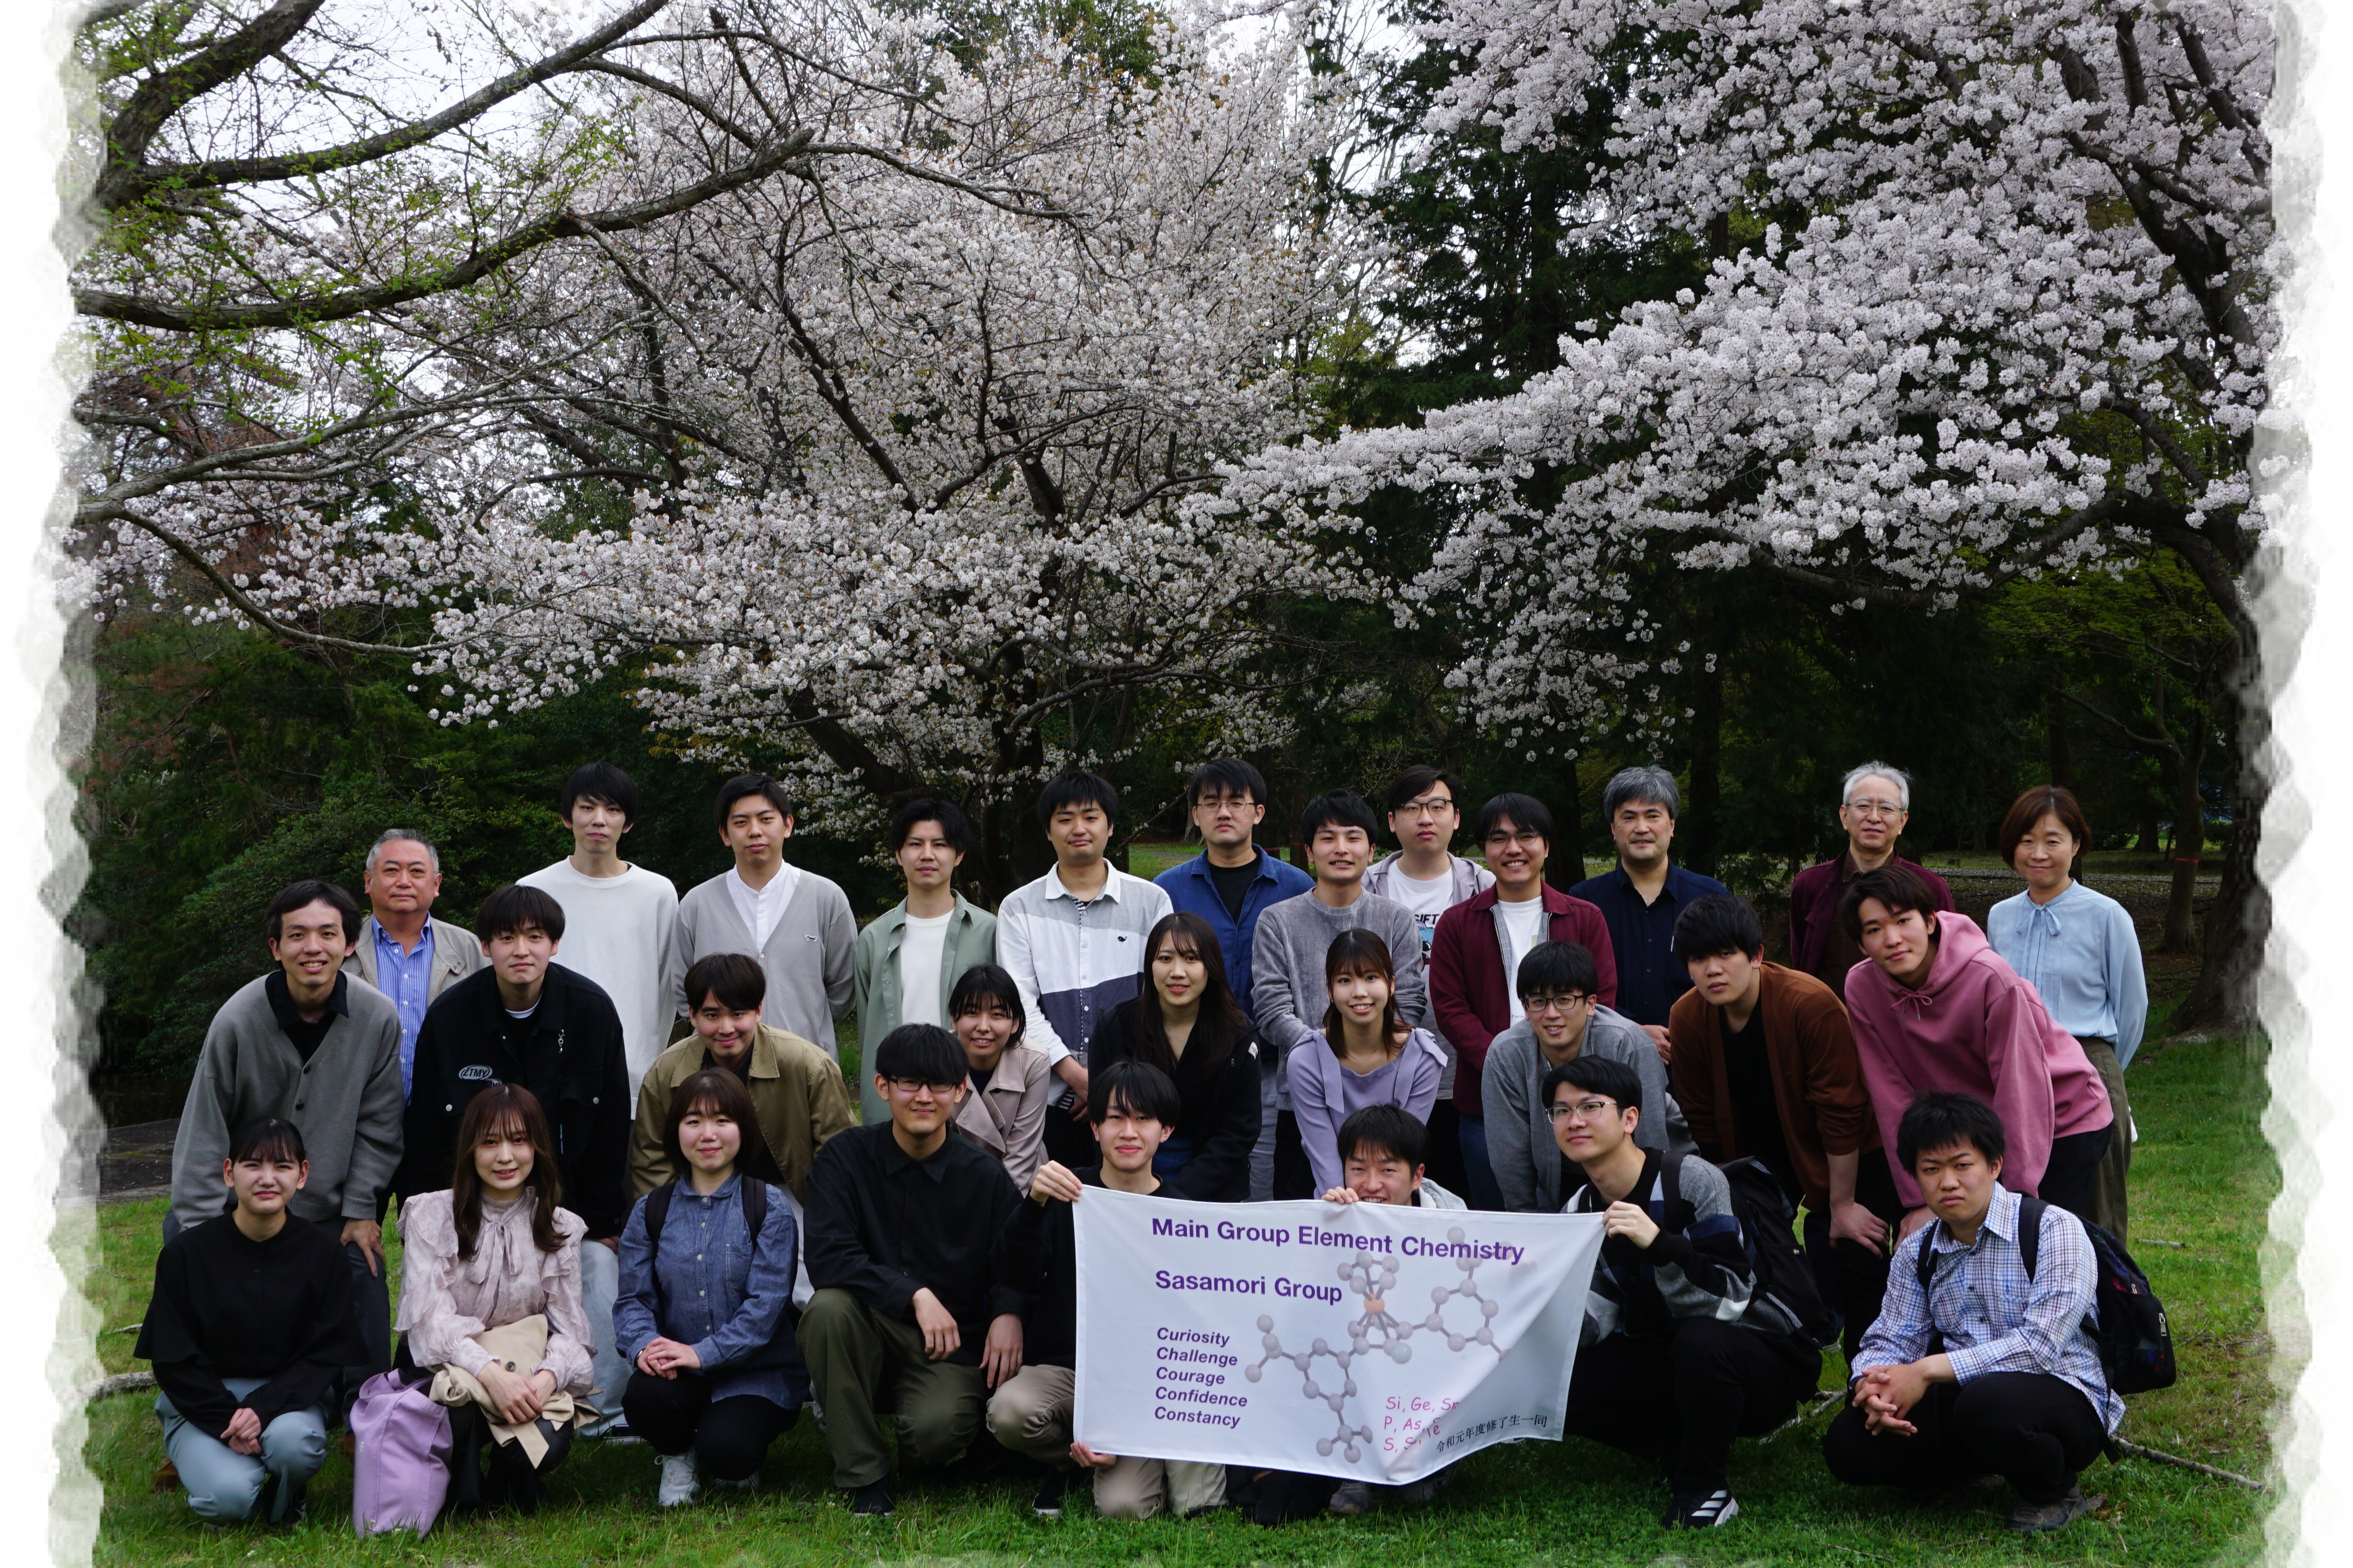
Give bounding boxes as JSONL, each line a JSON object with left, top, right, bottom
{"left": 1552, "top": 1055, "right": 1823, "bottom": 1532}
{"left": 1666, "top": 894, "right": 1898, "bottom": 1362}
{"left": 1480, "top": 940, "right": 1680, "bottom": 1213}
{"left": 1785, "top": 762, "right": 1955, "bottom": 1002}
{"left": 1429, "top": 793, "right": 1617, "bottom": 1209}
{"left": 801, "top": 1024, "right": 1029, "bottom": 1518}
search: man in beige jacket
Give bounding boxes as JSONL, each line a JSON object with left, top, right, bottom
{"left": 340, "top": 828, "right": 485, "bottom": 1101}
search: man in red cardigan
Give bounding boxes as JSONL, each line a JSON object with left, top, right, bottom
{"left": 1666, "top": 892, "right": 1903, "bottom": 1360}
{"left": 1429, "top": 793, "right": 1616, "bottom": 1209}
{"left": 1785, "top": 762, "right": 1954, "bottom": 1001}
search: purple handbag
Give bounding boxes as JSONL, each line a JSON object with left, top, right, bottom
{"left": 350, "top": 1370, "right": 453, "bottom": 1536}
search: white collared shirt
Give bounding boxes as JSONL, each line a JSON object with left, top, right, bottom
{"left": 729, "top": 861, "right": 802, "bottom": 948}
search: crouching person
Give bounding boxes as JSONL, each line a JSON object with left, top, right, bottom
{"left": 1823, "top": 1092, "right": 2120, "bottom": 1534}
{"left": 988, "top": 1060, "right": 1226, "bottom": 1520}
{"left": 136, "top": 1119, "right": 366, "bottom": 1526}
{"left": 614, "top": 1070, "right": 805, "bottom": 1507}
{"left": 802, "top": 1024, "right": 1028, "bottom": 1517}
{"left": 393, "top": 1084, "right": 593, "bottom": 1514}
{"left": 1554, "top": 1057, "right": 1823, "bottom": 1530}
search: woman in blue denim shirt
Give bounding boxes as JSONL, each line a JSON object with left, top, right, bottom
{"left": 614, "top": 1069, "right": 804, "bottom": 1507}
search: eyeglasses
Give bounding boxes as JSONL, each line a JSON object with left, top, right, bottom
{"left": 1546, "top": 1098, "right": 1618, "bottom": 1122}
{"left": 886, "top": 1077, "right": 963, "bottom": 1096}
{"left": 1524, "top": 993, "right": 1591, "bottom": 1016}
{"left": 1398, "top": 796, "right": 1456, "bottom": 817}
{"left": 1844, "top": 799, "right": 1905, "bottom": 818}
{"left": 1483, "top": 830, "right": 1547, "bottom": 850}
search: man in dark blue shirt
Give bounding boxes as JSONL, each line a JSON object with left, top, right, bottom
{"left": 1570, "top": 766, "right": 1730, "bottom": 1053}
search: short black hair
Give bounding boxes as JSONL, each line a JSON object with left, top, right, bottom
{"left": 1385, "top": 765, "right": 1465, "bottom": 814}
{"left": 683, "top": 952, "right": 767, "bottom": 1013}
{"left": 265, "top": 879, "right": 361, "bottom": 943}
{"left": 1474, "top": 792, "right": 1554, "bottom": 847}
{"left": 1896, "top": 1092, "right": 2008, "bottom": 1174}
{"left": 715, "top": 773, "right": 794, "bottom": 832}
{"left": 1187, "top": 758, "right": 1268, "bottom": 809}
{"left": 1091, "top": 1059, "right": 1181, "bottom": 1125}
{"left": 228, "top": 1117, "right": 306, "bottom": 1165}
{"left": 889, "top": 796, "right": 976, "bottom": 856}
{"left": 475, "top": 883, "right": 568, "bottom": 943}
{"left": 1337, "top": 1104, "right": 1427, "bottom": 1171}
{"left": 559, "top": 762, "right": 639, "bottom": 826}
{"left": 1671, "top": 894, "right": 1766, "bottom": 963}
{"left": 1839, "top": 863, "right": 1942, "bottom": 944}
{"left": 1299, "top": 789, "right": 1379, "bottom": 843}
{"left": 1542, "top": 1053, "right": 1642, "bottom": 1114}
{"left": 1037, "top": 769, "right": 1119, "bottom": 827}
{"left": 872, "top": 1022, "right": 968, "bottom": 1086}
{"left": 1515, "top": 940, "right": 1599, "bottom": 1002}
{"left": 947, "top": 963, "right": 1028, "bottom": 1055}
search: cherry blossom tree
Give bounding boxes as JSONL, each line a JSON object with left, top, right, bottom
{"left": 1216, "top": 0, "right": 2275, "bottom": 1020}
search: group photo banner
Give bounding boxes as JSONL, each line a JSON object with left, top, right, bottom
{"left": 1072, "top": 1191, "right": 1605, "bottom": 1483}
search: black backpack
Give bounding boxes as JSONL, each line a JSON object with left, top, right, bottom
{"left": 1913, "top": 1196, "right": 2175, "bottom": 1395}
{"left": 1663, "top": 1154, "right": 1837, "bottom": 1350}
{"left": 640, "top": 1178, "right": 804, "bottom": 1373}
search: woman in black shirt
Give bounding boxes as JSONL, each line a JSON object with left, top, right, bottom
{"left": 135, "top": 1118, "right": 366, "bottom": 1525}
{"left": 1084, "top": 912, "right": 1260, "bottom": 1200}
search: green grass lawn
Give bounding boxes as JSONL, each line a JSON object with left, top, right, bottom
{"left": 71, "top": 1029, "right": 2277, "bottom": 1565}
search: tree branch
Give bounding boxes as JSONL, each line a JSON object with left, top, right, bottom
{"left": 90, "top": 0, "right": 324, "bottom": 213}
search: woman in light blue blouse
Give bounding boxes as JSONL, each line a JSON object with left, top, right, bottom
{"left": 614, "top": 1069, "right": 804, "bottom": 1508}
{"left": 1986, "top": 786, "right": 2146, "bottom": 1241}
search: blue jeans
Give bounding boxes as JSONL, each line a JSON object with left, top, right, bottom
{"left": 1456, "top": 1114, "right": 1505, "bottom": 1211}
{"left": 158, "top": 1377, "right": 327, "bottom": 1523}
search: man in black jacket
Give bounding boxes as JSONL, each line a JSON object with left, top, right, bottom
{"left": 801, "top": 1024, "right": 1028, "bottom": 1518}
{"left": 1555, "top": 1055, "right": 1822, "bottom": 1531}
{"left": 986, "top": 1060, "right": 1227, "bottom": 1521}
{"left": 400, "top": 884, "right": 633, "bottom": 1432}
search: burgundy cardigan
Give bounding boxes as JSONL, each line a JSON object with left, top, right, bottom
{"left": 1785, "top": 852, "right": 1955, "bottom": 994}
{"left": 1430, "top": 885, "right": 1617, "bottom": 1119}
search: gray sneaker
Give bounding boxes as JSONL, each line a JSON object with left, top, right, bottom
{"left": 2006, "top": 1483, "right": 2100, "bottom": 1533}
{"left": 1327, "top": 1481, "right": 1378, "bottom": 1516}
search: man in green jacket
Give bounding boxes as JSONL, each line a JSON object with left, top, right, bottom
{"left": 850, "top": 799, "right": 997, "bottom": 1124}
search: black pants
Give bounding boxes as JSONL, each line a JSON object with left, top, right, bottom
{"left": 1563, "top": 1319, "right": 1821, "bottom": 1496}
{"left": 622, "top": 1370, "right": 797, "bottom": 1481}
{"left": 443, "top": 1399, "right": 573, "bottom": 1513}
{"left": 1800, "top": 1147, "right": 1908, "bottom": 1362}
{"left": 1823, "top": 1371, "right": 2106, "bottom": 1506}
{"left": 2039, "top": 1127, "right": 2113, "bottom": 1226}
{"left": 1424, "top": 1102, "right": 1470, "bottom": 1199}
{"left": 1271, "top": 1110, "right": 1314, "bottom": 1201}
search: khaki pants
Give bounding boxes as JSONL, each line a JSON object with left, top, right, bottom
{"left": 986, "top": 1364, "right": 1226, "bottom": 1520}
{"left": 799, "top": 1288, "right": 988, "bottom": 1489}
{"left": 2078, "top": 1037, "right": 2131, "bottom": 1241}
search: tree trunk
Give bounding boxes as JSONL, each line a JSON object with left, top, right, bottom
{"left": 2173, "top": 670, "right": 2264, "bottom": 1033}
{"left": 2047, "top": 685, "right": 2072, "bottom": 792}
{"left": 1684, "top": 649, "right": 1725, "bottom": 878}
{"left": 2160, "top": 736, "right": 2205, "bottom": 952}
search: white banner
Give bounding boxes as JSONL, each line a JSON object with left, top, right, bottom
{"left": 1072, "top": 1191, "right": 1605, "bottom": 1483}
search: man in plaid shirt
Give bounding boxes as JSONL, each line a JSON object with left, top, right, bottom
{"left": 1823, "top": 1092, "right": 2122, "bottom": 1534}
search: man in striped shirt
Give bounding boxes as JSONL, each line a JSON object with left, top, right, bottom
{"left": 996, "top": 771, "right": 1173, "bottom": 1168}
{"left": 1824, "top": 1091, "right": 2120, "bottom": 1535}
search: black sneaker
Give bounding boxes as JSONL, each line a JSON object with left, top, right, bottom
{"left": 1032, "top": 1472, "right": 1067, "bottom": 1519}
{"left": 1663, "top": 1489, "right": 1740, "bottom": 1529}
{"left": 850, "top": 1481, "right": 893, "bottom": 1517}
{"left": 2006, "top": 1482, "right": 2100, "bottom": 1533}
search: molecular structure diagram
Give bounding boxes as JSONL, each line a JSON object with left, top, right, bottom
{"left": 1242, "top": 1230, "right": 1501, "bottom": 1461}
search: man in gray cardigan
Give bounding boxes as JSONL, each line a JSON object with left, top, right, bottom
{"left": 673, "top": 774, "right": 857, "bottom": 1059}
{"left": 1249, "top": 790, "right": 1427, "bottom": 1199}
{"left": 169, "top": 879, "right": 405, "bottom": 1408}
{"left": 1483, "top": 939, "right": 1686, "bottom": 1213}
{"left": 851, "top": 799, "right": 997, "bottom": 1124}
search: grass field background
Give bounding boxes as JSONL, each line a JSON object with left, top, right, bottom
{"left": 67, "top": 1025, "right": 2278, "bottom": 1565}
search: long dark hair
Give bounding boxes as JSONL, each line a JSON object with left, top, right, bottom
{"left": 1321, "top": 927, "right": 1409, "bottom": 1052}
{"left": 1131, "top": 911, "right": 1248, "bottom": 1080}
{"left": 451, "top": 1084, "right": 565, "bottom": 1260}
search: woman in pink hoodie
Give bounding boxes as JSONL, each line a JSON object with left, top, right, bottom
{"left": 1838, "top": 865, "right": 2113, "bottom": 1241}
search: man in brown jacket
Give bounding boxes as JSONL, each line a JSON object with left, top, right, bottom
{"left": 631, "top": 953, "right": 856, "bottom": 1202}
{"left": 1667, "top": 894, "right": 1906, "bottom": 1358}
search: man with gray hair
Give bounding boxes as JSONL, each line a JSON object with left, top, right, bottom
{"left": 340, "top": 829, "right": 485, "bottom": 1100}
{"left": 1785, "top": 762, "right": 1954, "bottom": 1002}
{"left": 1569, "top": 766, "right": 1730, "bottom": 1053}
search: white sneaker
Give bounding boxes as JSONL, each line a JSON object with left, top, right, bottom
{"left": 658, "top": 1452, "right": 700, "bottom": 1508}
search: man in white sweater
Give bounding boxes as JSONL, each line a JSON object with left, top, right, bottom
{"left": 671, "top": 774, "right": 857, "bottom": 1065}
{"left": 517, "top": 763, "right": 680, "bottom": 1108}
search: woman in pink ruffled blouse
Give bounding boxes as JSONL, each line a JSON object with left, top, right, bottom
{"left": 394, "top": 1084, "right": 595, "bottom": 1515}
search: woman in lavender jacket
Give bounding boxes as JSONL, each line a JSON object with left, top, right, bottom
{"left": 1285, "top": 928, "right": 1449, "bottom": 1197}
